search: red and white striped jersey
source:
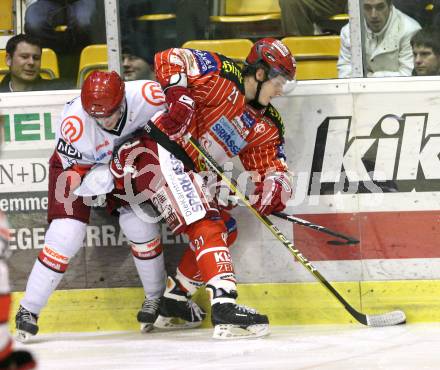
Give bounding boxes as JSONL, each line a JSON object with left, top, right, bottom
{"left": 155, "top": 48, "right": 289, "bottom": 176}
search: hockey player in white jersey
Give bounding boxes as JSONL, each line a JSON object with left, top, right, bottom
{"left": 15, "top": 71, "right": 168, "bottom": 341}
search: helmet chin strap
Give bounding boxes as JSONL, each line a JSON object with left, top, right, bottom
{"left": 249, "top": 74, "right": 268, "bottom": 110}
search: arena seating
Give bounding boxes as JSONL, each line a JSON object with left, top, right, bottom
{"left": 281, "top": 36, "right": 340, "bottom": 80}
{"left": 182, "top": 38, "right": 253, "bottom": 64}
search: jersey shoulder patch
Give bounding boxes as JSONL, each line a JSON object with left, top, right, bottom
{"left": 60, "top": 114, "right": 84, "bottom": 144}
{"left": 189, "top": 49, "right": 219, "bottom": 75}
{"left": 218, "top": 55, "right": 244, "bottom": 94}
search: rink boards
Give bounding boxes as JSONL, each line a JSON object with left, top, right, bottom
{"left": 2, "top": 76, "right": 440, "bottom": 329}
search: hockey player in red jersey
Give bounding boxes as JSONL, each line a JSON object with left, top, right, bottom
{"left": 15, "top": 71, "right": 171, "bottom": 341}
{"left": 110, "top": 38, "right": 296, "bottom": 339}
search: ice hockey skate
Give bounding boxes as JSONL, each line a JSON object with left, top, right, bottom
{"left": 207, "top": 283, "right": 270, "bottom": 340}
{"left": 154, "top": 276, "right": 206, "bottom": 330}
{"left": 15, "top": 306, "right": 39, "bottom": 343}
{"left": 137, "top": 297, "right": 161, "bottom": 333}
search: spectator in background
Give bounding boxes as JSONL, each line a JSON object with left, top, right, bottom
{"left": 411, "top": 28, "right": 440, "bottom": 75}
{"left": 0, "top": 34, "right": 72, "bottom": 92}
{"left": 122, "top": 42, "right": 155, "bottom": 81}
{"left": 338, "top": 0, "right": 421, "bottom": 78}
{"left": 278, "top": 0, "right": 347, "bottom": 36}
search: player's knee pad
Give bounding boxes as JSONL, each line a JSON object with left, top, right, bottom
{"left": 40, "top": 218, "right": 87, "bottom": 273}
{"left": 118, "top": 206, "right": 160, "bottom": 242}
{"left": 185, "top": 219, "right": 235, "bottom": 283}
{"left": 118, "top": 207, "right": 163, "bottom": 260}
{"left": 130, "top": 238, "right": 163, "bottom": 260}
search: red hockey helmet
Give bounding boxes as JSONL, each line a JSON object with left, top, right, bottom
{"left": 246, "top": 38, "right": 296, "bottom": 81}
{"left": 81, "top": 71, "right": 125, "bottom": 118}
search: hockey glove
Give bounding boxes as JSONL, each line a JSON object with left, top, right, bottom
{"left": 164, "top": 86, "right": 195, "bottom": 140}
{"left": 110, "top": 139, "right": 145, "bottom": 189}
{"left": 253, "top": 173, "right": 293, "bottom": 216}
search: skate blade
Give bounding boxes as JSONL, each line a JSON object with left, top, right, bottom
{"left": 15, "top": 329, "right": 34, "bottom": 343}
{"left": 212, "top": 324, "right": 270, "bottom": 340}
{"left": 154, "top": 315, "right": 202, "bottom": 330}
{"left": 140, "top": 322, "right": 154, "bottom": 333}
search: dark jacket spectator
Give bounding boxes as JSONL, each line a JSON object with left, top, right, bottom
{"left": 411, "top": 27, "right": 440, "bottom": 75}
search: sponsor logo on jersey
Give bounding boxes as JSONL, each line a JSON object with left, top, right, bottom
{"left": 61, "top": 115, "right": 83, "bottom": 143}
{"left": 57, "top": 138, "right": 82, "bottom": 159}
{"left": 241, "top": 111, "right": 256, "bottom": 129}
{"left": 142, "top": 81, "right": 166, "bottom": 106}
{"left": 95, "top": 139, "right": 110, "bottom": 151}
{"left": 309, "top": 113, "right": 440, "bottom": 195}
{"left": 170, "top": 156, "right": 204, "bottom": 214}
{"left": 211, "top": 116, "right": 246, "bottom": 156}
{"left": 191, "top": 49, "right": 218, "bottom": 75}
{"left": 254, "top": 123, "right": 266, "bottom": 133}
{"left": 95, "top": 150, "right": 112, "bottom": 162}
{"left": 230, "top": 116, "right": 249, "bottom": 137}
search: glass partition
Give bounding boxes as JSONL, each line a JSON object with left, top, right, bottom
{"left": 1, "top": 0, "right": 439, "bottom": 91}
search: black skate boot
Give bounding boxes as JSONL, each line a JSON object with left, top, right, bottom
{"left": 0, "top": 349, "right": 36, "bottom": 370}
{"left": 154, "top": 276, "right": 206, "bottom": 330}
{"left": 137, "top": 297, "right": 161, "bottom": 333}
{"left": 207, "top": 284, "right": 270, "bottom": 340}
{"left": 15, "top": 306, "right": 39, "bottom": 343}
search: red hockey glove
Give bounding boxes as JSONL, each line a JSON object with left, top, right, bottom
{"left": 164, "top": 86, "right": 195, "bottom": 140}
{"left": 110, "top": 139, "right": 145, "bottom": 189}
{"left": 253, "top": 173, "right": 293, "bottom": 216}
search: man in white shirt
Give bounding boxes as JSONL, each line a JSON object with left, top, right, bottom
{"left": 338, "top": 0, "right": 421, "bottom": 78}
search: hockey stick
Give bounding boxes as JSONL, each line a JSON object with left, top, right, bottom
{"left": 272, "top": 212, "right": 359, "bottom": 246}
{"left": 186, "top": 135, "right": 406, "bottom": 327}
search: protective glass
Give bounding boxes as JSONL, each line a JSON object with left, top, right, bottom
{"left": 269, "top": 74, "right": 297, "bottom": 95}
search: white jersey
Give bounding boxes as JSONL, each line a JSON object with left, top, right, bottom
{"left": 55, "top": 80, "right": 166, "bottom": 170}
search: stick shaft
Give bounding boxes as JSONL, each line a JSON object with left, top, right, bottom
{"left": 272, "top": 212, "right": 359, "bottom": 244}
{"left": 186, "top": 136, "right": 368, "bottom": 324}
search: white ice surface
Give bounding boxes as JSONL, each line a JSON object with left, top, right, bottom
{"left": 15, "top": 324, "right": 440, "bottom": 370}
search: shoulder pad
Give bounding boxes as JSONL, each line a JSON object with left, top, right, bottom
{"left": 265, "top": 104, "right": 285, "bottom": 137}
